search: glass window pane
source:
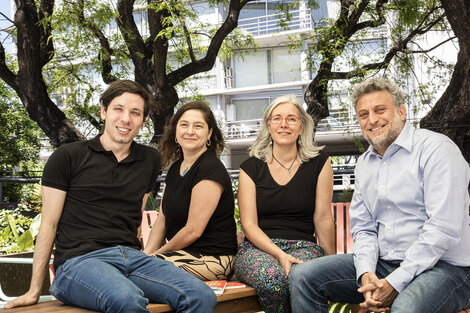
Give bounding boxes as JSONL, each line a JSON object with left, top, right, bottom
{"left": 234, "top": 51, "right": 269, "bottom": 87}
{"left": 240, "top": 2, "right": 266, "bottom": 20}
{"left": 232, "top": 98, "right": 269, "bottom": 120}
{"left": 272, "top": 47, "right": 301, "bottom": 84}
{"left": 192, "top": 1, "right": 215, "bottom": 15}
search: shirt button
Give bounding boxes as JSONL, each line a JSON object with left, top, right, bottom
{"left": 380, "top": 185, "right": 384, "bottom": 189}
{"left": 387, "top": 226, "right": 391, "bottom": 230}
{"left": 387, "top": 205, "right": 391, "bottom": 209}
{"left": 391, "top": 250, "right": 395, "bottom": 253}
{"left": 383, "top": 161, "right": 387, "bottom": 165}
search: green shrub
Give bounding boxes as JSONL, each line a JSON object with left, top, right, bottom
{"left": 0, "top": 203, "right": 41, "bottom": 255}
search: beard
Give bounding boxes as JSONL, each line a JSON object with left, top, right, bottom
{"left": 363, "top": 112, "right": 405, "bottom": 154}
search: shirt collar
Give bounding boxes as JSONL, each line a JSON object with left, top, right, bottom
{"left": 87, "top": 135, "right": 143, "bottom": 162}
{"left": 365, "top": 121, "right": 414, "bottom": 158}
{"left": 392, "top": 121, "right": 413, "bottom": 153}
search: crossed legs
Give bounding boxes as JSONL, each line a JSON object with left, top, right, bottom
{"left": 289, "top": 254, "right": 470, "bottom": 313}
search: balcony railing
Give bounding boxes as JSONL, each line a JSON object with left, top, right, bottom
{"left": 238, "top": 9, "right": 314, "bottom": 35}
{"left": 223, "top": 113, "right": 360, "bottom": 140}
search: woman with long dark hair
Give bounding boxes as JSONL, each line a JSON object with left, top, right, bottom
{"left": 143, "top": 101, "right": 237, "bottom": 281}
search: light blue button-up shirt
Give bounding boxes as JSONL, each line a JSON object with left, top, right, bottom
{"left": 350, "top": 122, "right": 470, "bottom": 292}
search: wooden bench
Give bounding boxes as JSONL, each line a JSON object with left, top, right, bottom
{"left": 3, "top": 286, "right": 260, "bottom": 313}
{"left": 6, "top": 205, "right": 468, "bottom": 313}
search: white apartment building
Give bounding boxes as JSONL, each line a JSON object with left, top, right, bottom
{"left": 173, "top": 0, "right": 456, "bottom": 171}
{"left": 174, "top": 0, "right": 372, "bottom": 169}
{"left": 4, "top": 0, "right": 457, "bottom": 190}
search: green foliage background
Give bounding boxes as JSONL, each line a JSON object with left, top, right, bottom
{"left": 0, "top": 81, "right": 43, "bottom": 203}
{"left": 0, "top": 204, "right": 41, "bottom": 255}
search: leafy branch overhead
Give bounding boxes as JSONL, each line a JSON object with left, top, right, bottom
{"left": 300, "top": 0, "right": 447, "bottom": 121}
{"left": 0, "top": 0, "right": 255, "bottom": 146}
{"left": 0, "top": 0, "right": 468, "bottom": 161}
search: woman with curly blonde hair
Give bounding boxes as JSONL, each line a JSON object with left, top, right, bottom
{"left": 234, "top": 95, "right": 335, "bottom": 313}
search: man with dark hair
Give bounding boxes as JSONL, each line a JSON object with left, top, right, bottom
{"left": 5, "top": 80, "right": 217, "bottom": 313}
{"left": 289, "top": 77, "right": 470, "bottom": 313}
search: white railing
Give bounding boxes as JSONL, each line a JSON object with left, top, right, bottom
{"left": 238, "top": 9, "right": 314, "bottom": 35}
{"left": 223, "top": 112, "right": 360, "bottom": 140}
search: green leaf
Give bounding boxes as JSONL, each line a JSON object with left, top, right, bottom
{"left": 6, "top": 214, "right": 19, "bottom": 240}
{"left": 1, "top": 226, "right": 11, "bottom": 240}
{"left": 29, "top": 213, "right": 42, "bottom": 239}
{"left": 17, "top": 230, "right": 34, "bottom": 251}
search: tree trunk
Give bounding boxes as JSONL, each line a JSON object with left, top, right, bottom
{"left": 13, "top": 0, "right": 85, "bottom": 146}
{"left": 421, "top": 0, "right": 470, "bottom": 162}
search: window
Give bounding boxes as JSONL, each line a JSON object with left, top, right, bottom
{"left": 191, "top": 1, "right": 215, "bottom": 15}
{"left": 232, "top": 98, "right": 269, "bottom": 120}
{"left": 272, "top": 47, "right": 301, "bottom": 84}
{"left": 344, "top": 39, "right": 387, "bottom": 55}
{"left": 132, "top": 10, "right": 149, "bottom": 36}
{"left": 233, "top": 50, "right": 270, "bottom": 87}
{"left": 233, "top": 47, "right": 300, "bottom": 88}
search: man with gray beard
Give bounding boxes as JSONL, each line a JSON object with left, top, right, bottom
{"left": 289, "top": 78, "right": 470, "bottom": 313}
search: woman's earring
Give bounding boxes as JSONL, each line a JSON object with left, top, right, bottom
{"left": 298, "top": 136, "right": 302, "bottom": 145}
{"left": 207, "top": 138, "right": 212, "bottom": 147}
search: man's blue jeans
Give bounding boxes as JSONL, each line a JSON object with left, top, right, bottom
{"left": 49, "top": 246, "right": 217, "bottom": 313}
{"left": 289, "top": 254, "right": 470, "bottom": 313}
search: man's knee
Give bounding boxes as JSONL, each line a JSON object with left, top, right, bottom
{"left": 290, "top": 255, "right": 344, "bottom": 290}
{"left": 189, "top": 286, "right": 217, "bottom": 311}
{"left": 290, "top": 261, "right": 315, "bottom": 291}
{"left": 101, "top": 286, "right": 148, "bottom": 313}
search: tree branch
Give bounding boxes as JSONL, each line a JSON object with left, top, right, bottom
{"left": 38, "top": 0, "right": 55, "bottom": 67}
{"left": 0, "top": 42, "right": 18, "bottom": 91}
{"left": 117, "top": 0, "right": 154, "bottom": 84}
{"left": 77, "top": 0, "right": 116, "bottom": 83}
{"left": 409, "top": 36, "right": 457, "bottom": 53}
{"left": 168, "top": 0, "right": 254, "bottom": 84}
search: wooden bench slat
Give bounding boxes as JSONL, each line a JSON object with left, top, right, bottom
{"left": 3, "top": 286, "right": 261, "bottom": 313}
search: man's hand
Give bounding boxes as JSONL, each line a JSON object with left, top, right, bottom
{"left": 358, "top": 272, "right": 385, "bottom": 311}
{"left": 358, "top": 273, "right": 397, "bottom": 312}
{"left": 277, "top": 253, "right": 303, "bottom": 276}
{"left": 370, "top": 279, "right": 398, "bottom": 309}
{"left": 4, "top": 291, "right": 40, "bottom": 309}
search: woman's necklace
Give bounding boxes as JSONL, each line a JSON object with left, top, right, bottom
{"left": 181, "top": 161, "right": 192, "bottom": 176}
{"left": 272, "top": 154, "right": 297, "bottom": 175}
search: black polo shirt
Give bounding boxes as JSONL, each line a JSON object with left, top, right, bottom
{"left": 42, "top": 136, "right": 160, "bottom": 269}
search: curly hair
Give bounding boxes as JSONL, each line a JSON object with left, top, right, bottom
{"left": 350, "top": 77, "right": 405, "bottom": 109}
{"left": 159, "top": 101, "right": 224, "bottom": 168}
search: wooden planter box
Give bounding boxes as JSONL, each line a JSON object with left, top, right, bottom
{"left": 0, "top": 252, "right": 50, "bottom": 297}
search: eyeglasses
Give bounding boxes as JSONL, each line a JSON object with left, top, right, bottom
{"left": 269, "top": 114, "right": 301, "bottom": 125}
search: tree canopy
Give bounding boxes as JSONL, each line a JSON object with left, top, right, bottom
{"left": 0, "top": 0, "right": 468, "bottom": 160}
{"left": 0, "top": 0, "right": 255, "bottom": 146}
{"left": 0, "top": 80, "right": 42, "bottom": 202}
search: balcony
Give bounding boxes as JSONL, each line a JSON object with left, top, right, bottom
{"left": 238, "top": 9, "right": 315, "bottom": 36}
{"left": 223, "top": 113, "right": 359, "bottom": 140}
{"left": 222, "top": 112, "right": 368, "bottom": 156}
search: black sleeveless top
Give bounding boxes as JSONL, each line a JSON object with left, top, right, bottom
{"left": 240, "top": 150, "right": 329, "bottom": 242}
{"left": 163, "top": 150, "right": 237, "bottom": 255}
